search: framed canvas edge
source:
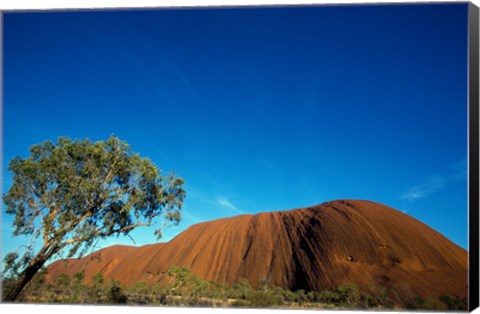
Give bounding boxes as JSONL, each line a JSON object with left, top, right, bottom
{"left": 469, "top": 1, "right": 480, "bottom": 312}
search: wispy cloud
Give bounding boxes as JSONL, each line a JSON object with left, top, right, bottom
{"left": 217, "top": 197, "right": 245, "bottom": 215}
{"left": 400, "top": 158, "right": 467, "bottom": 203}
{"left": 400, "top": 175, "right": 446, "bottom": 201}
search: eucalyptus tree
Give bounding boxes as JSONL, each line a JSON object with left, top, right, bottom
{"left": 2, "top": 136, "right": 186, "bottom": 301}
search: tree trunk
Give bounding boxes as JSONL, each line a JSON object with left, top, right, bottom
{"left": 3, "top": 246, "right": 56, "bottom": 302}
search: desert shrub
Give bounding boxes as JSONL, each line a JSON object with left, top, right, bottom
{"left": 358, "top": 292, "right": 376, "bottom": 309}
{"left": 231, "top": 278, "right": 252, "bottom": 300}
{"left": 186, "top": 273, "right": 209, "bottom": 298}
{"left": 126, "top": 281, "right": 156, "bottom": 304}
{"left": 87, "top": 272, "right": 105, "bottom": 303}
{"left": 22, "top": 263, "right": 444, "bottom": 311}
{"left": 404, "top": 295, "right": 448, "bottom": 310}
{"left": 106, "top": 280, "right": 127, "bottom": 304}
{"left": 246, "top": 288, "right": 284, "bottom": 308}
{"left": 134, "top": 281, "right": 148, "bottom": 291}
{"left": 406, "top": 295, "right": 465, "bottom": 311}
{"left": 206, "top": 280, "right": 229, "bottom": 300}
{"left": 49, "top": 273, "right": 73, "bottom": 302}
{"left": 73, "top": 270, "right": 85, "bottom": 284}
{"left": 293, "top": 289, "right": 307, "bottom": 305}
{"left": 306, "top": 290, "right": 317, "bottom": 302}
{"left": 317, "top": 289, "right": 341, "bottom": 304}
{"left": 69, "top": 271, "right": 88, "bottom": 303}
{"left": 166, "top": 266, "right": 189, "bottom": 291}
{"left": 133, "top": 281, "right": 150, "bottom": 296}
{"left": 314, "top": 284, "right": 391, "bottom": 309}
{"left": 439, "top": 295, "right": 468, "bottom": 311}
{"left": 56, "top": 273, "right": 71, "bottom": 288}
{"left": 405, "top": 296, "right": 426, "bottom": 309}
{"left": 271, "top": 286, "right": 288, "bottom": 302}
{"left": 281, "top": 288, "right": 297, "bottom": 303}
{"left": 91, "top": 272, "right": 104, "bottom": 287}
{"left": 422, "top": 296, "right": 447, "bottom": 310}
{"left": 164, "top": 265, "right": 211, "bottom": 299}
{"left": 365, "top": 283, "right": 391, "bottom": 308}
{"left": 336, "top": 284, "right": 361, "bottom": 306}
{"left": 151, "top": 283, "right": 168, "bottom": 304}
{"left": 259, "top": 275, "right": 272, "bottom": 290}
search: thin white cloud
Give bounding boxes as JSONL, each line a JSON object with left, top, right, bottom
{"left": 400, "top": 175, "right": 446, "bottom": 202}
{"left": 217, "top": 197, "right": 245, "bottom": 215}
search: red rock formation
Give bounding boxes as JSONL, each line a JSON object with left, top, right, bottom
{"left": 46, "top": 200, "right": 468, "bottom": 299}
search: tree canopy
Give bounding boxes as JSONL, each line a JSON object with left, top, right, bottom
{"left": 2, "top": 136, "right": 186, "bottom": 301}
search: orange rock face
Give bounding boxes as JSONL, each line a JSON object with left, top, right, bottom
{"left": 46, "top": 200, "right": 468, "bottom": 299}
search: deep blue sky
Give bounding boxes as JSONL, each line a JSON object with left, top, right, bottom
{"left": 2, "top": 3, "right": 469, "bottom": 257}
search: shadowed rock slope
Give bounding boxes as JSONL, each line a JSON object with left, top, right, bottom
{"left": 46, "top": 200, "right": 468, "bottom": 299}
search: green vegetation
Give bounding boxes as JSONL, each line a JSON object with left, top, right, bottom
{"left": 4, "top": 265, "right": 467, "bottom": 311}
{"left": 2, "top": 136, "right": 186, "bottom": 301}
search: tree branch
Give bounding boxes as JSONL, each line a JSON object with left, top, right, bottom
{"left": 62, "top": 221, "right": 150, "bottom": 246}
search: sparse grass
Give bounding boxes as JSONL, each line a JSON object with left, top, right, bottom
{"left": 4, "top": 265, "right": 467, "bottom": 311}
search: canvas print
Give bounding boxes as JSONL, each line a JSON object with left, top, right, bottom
{"left": 1, "top": 2, "right": 477, "bottom": 311}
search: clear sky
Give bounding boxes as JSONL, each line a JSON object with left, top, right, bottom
{"left": 2, "top": 3, "right": 469, "bottom": 260}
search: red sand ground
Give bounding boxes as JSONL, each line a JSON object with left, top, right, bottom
{"left": 46, "top": 200, "right": 468, "bottom": 299}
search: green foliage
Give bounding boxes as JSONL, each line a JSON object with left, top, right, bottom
{"left": 363, "top": 283, "right": 391, "bottom": 308}
{"left": 439, "top": 295, "right": 468, "bottom": 310}
{"left": 3, "top": 253, "right": 20, "bottom": 278}
{"left": 87, "top": 272, "right": 105, "bottom": 303}
{"left": 317, "top": 289, "right": 340, "bottom": 304}
{"left": 73, "top": 270, "right": 85, "bottom": 286}
{"left": 2, "top": 135, "right": 185, "bottom": 300}
{"left": 151, "top": 283, "right": 168, "bottom": 304}
{"left": 12, "top": 265, "right": 466, "bottom": 311}
{"left": 106, "top": 280, "right": 127, "bottom": 304}
{"left": 92, "top": 272, "right": 104, "bottom": 287}
{"left": 69, "top": 270, "right": 87, "bottom": 303}
{"left": 423, "top": 297, "right": 446, "bottom": 309}
{"left": 231, "top": 278, "right": 252, "bottom": 300}
{"left": 134, "top": 281, "right": 148, "bottom": 291}
{"left": 245, "top": 289, "right": 284, "bottom": 308}
{"left": 403, "top": 295, "right": 466, "bottom": 311}
{"left": 258, "top": 274, "right": 272, "bottom": 290}
{"left": 293, "top": 289, "right": 307, "bottom": 305}
{"left": 314, "top": 283, "right": 392, "bottom": 309}
{"left": 167, "top": 265, "right": 191, "bottom": 291}
{"left": 336, "top": 284, "right": 360, "bottom": 305}
{"left": 56, "top": 274, "right": 71, "bottom": 288}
